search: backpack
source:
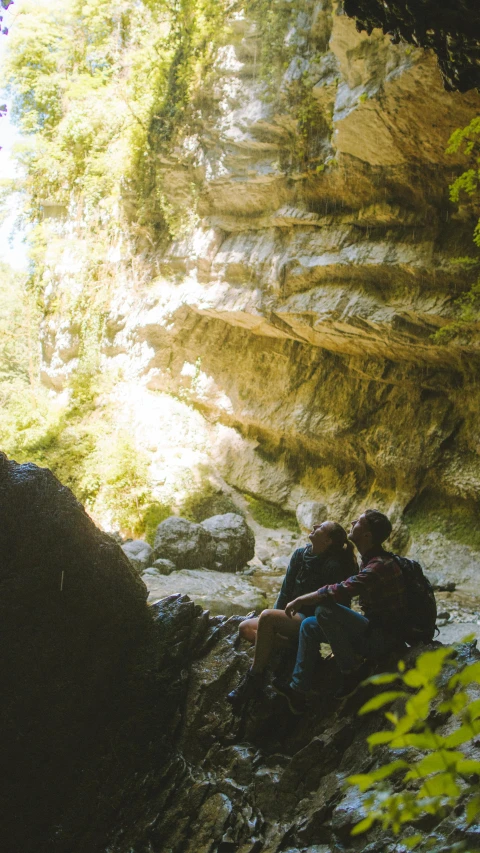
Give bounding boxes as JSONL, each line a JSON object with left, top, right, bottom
{"left": 391, "top": 554, "right": 438, "bottom": 644}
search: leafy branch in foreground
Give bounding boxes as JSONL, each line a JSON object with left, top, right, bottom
{"left": 433, "top": 116, "right": 480, "bottom": 343}
{"left": 347, "top": 644, "right": 480, "bottom": 849}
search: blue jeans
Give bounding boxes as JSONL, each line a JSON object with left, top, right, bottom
{"left": 290, "top": 602, "right": 400, "bottom": 692}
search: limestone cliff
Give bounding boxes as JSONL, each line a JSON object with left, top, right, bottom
{"left": 39, "top": 1, "right": 480, "bottom": 587}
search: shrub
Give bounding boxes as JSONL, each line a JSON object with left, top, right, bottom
{"left": 142, "top": 501, "right": 174, "bottom": 545}
{"left": 179, "top": 481, "right": 242, "bottom": 523}
{"left": 347, "top": 642, "right": 480, "bottom": 848}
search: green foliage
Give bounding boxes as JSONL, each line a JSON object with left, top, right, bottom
{"left": 244, "top": 0, "right": 333, "bottom": 173}
{"left": 0, "top": 262, "right": 38, "bottom": 387}
{"left": 347, "top": 645, "right": 480, "bottom": 847}
{"left": 448, "top": 116, "right": 480, "bottom": 237}
{"left": 244, "top": 0, "right": 297, "bottom": 93}
{"left": 243, "top": 493, "right": 299, "bottom": 531}
{"left": 179, "top": 480, "right": 242, "bottom": 522}
{"left": 96, "top": 432, "right": 152, "bottom": 535}
{"left": 432, "top": 115, "right": 480, "bottom": 343}
{"left": 3, "top": 0, "right": 231, "bottom": 263}
{"left": 141, "top": 501, "right": 174, "bottom": 545}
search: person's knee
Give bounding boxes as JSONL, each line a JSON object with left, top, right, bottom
{"left": 239, "top": 619, "right": 255, "bottom": 641}
{"left": 300, "top": 616, "right": 322, "bottom": 638}
{"left": 315, "top": 602, "right": 336, "bottom": 623}
{"left": 258, "top": 609, "right": 277, "bottom": 626}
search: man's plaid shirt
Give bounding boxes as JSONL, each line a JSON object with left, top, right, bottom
{"left": 317, "top": 547, "right": 408, "bottom": 635}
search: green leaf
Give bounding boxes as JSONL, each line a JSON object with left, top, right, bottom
{"left": 457, "top": 758, "right": 480, "bottom": 775}
{"left": 369, "top": 759, "right": 409, "bottom": 783}
{"left": 393, "top": 713, "right": 418, "bottom": 736}
{"left": 350, "top": 814, "right": 376, "bottom": 835}
{"left": 403, "top": 669, "right": 427, "bottom": 688}
{"left": 367, "top": 672, "right": 401, "bottom": 685}
{"left": 415, "top": 648, "right": 454, "bottom": 679}
{"left": 405, "top": 750, "right": 464, "bottom": 780}
{"left": 450, "top": 661, "right": 480, "bottom": 687}
{"left": 359, "top": 691, "right": 407, "bottom": 715}
{"left": 390, "top": 731, "right": 444, "bottom": 750}
{"left": 466, "top": 793, "right": 480, "bottom": 824}
{"left": 465, "top": 698, "right": 480, "bottom": 722}
{"left": 404, "top": 834, "right": 423, "bottom": 849}
{"left": 367, "top": 730, "right": 395, "bottom": 747}
{"left": 418, "top": 772, "right": 460, "bottom": 799}
{"left": 384, "top": 711, "right": 398, "bottom": 725}
{"left": 444, "top": 719, "right": 480, "bottom": 747}
{"left": 347, "top": 773, "right": 376, "bottom": 793}
{"left": 405, "top": 683, "right": 437, "bottom": 720}
{"left": 438, "top": 690, "right": 470, "bottom": 714}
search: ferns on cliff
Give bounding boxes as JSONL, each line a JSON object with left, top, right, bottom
{"left": 434, "top": 115, "right": 480, "bottom": 343}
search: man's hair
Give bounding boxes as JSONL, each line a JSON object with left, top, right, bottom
{"left": 364, "top": 509, "right": 392, "bottom": 545}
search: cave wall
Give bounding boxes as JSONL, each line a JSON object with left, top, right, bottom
{"left": 41, "top": 1, "right": 480, "bottom": 560}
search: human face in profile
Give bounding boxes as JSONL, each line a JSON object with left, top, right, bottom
{"left": 309, "top": 521, "right": 333, "bottom": 555}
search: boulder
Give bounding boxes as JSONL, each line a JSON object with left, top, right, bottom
{"left": 141, "top": 567, "right": 266, "bottom": 615}
{"left": 121, "top": 539, "right": 154, "bottom": 571}
{"left": 271, "top": 555, "right": 291, "bottom": 572}
{"left": 0, "top": 454, "right": 149, "bottom": 853}
{"left": 154, "top": 516, "right": 216, "bottom": 569}
{"left": 200, "top": 512, "right": 255, "bottom": 571}
{"left": 151, "top": 557, "right": 177, "bottom": 575}
{"left": 296, "top": 501, "right": 328, "bottom": 532}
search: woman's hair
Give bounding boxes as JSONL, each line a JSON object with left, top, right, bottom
{"left": 326, "top": 521, "right": 358, "bottom": 575}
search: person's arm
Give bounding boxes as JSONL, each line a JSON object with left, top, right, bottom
{"left": 274, "top": 549, "right": 301, "bottom": 609}
{"left": 285, "top": 590, "right": 329, "bottom": 618}
{"left": 317, "top": 563, "right": 383, "bottom": 604}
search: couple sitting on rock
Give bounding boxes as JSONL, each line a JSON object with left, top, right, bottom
{"left": 228, "top": 509, "right": 408, "bottom": 714}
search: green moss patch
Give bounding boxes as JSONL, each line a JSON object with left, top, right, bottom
{"left": 178, "top": 482, "right": 243, "bottom": 523}
{"left": 243, "top": 494, "right": 299, "bottom": 532}
{"left": 405, "top": 490, "right": 480, "bottom": 551}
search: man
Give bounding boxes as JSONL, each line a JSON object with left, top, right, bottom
{"left": 273, "top": 509, "right": 408, "bottom": 713}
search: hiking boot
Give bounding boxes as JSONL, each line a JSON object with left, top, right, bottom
{"left": 271, "top": 677, "right": 308, "bottom": 715}
{"left": 227, "top": 669, "right": 264, "bottom": 708}
{"left": 335, "top": 661, "right": 371, "bottom": 700}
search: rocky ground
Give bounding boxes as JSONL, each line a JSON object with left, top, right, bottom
{"left": 3, "top": 457, "right": 480, "bottom": 853}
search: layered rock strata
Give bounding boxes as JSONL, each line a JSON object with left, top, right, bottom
{"left": 41, "top": 2, "right": 480, "bottom": 573}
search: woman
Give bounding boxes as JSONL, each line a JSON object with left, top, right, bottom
{"left": 227, "top": 520, "right": 357, "bottom": 708}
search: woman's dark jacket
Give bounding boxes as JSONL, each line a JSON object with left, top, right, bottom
{"left": 274, "top": 545, "right": 355, "bottom": 617}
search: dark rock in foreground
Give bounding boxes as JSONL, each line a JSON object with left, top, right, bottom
{"left": 0, "top": 454, "right": 149, "bottom": 853}
{"left": 56, "top": 595, "right": 479, "bottom": 853}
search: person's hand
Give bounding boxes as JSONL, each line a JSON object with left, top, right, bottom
{"left": 285, "top": 591, "right": 324, "bottom": 617}
{"left": 285, "top": 598, "right": 301, "bottom": 618}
